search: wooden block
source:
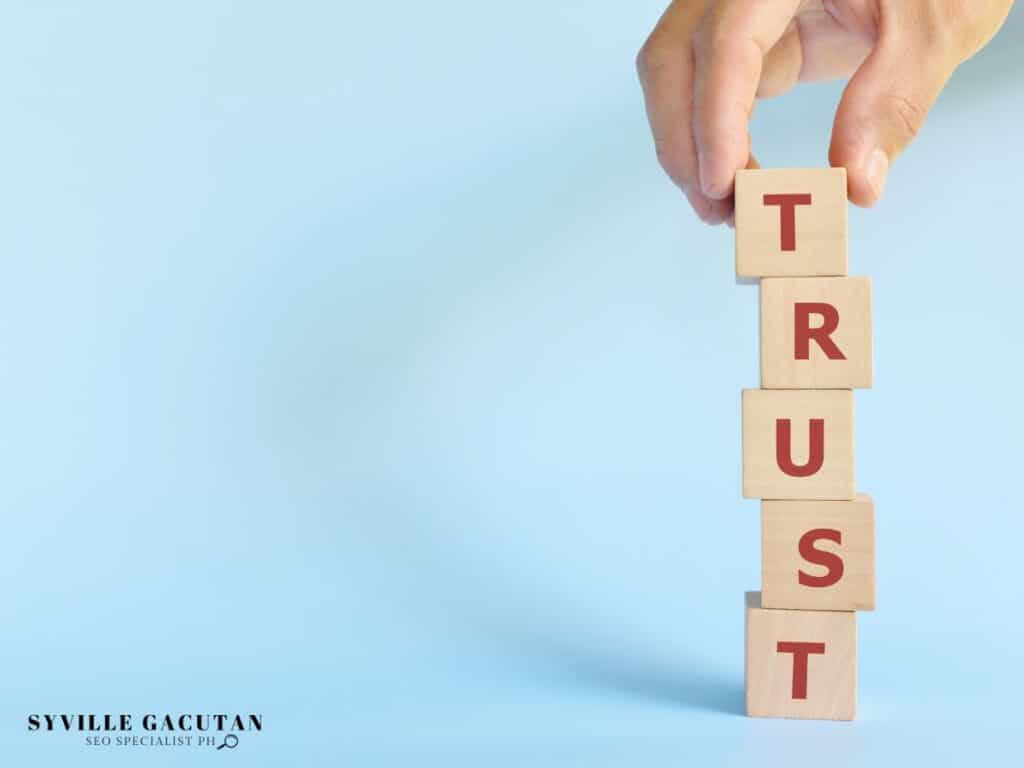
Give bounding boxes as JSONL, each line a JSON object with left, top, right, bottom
{"left": 745, "top": 591, "right": 856, "bottom": 720}
{"left": 742, "top": 389, "right": 854, "bottom": 500}
{"left": 736, "top": 168, "right": 848, "bottom": 278}
{"left": 762, "top": 495, "right": 875, "bottom": 611}
{"left": 761, "top": 277, "right": 872, "bottom": 389}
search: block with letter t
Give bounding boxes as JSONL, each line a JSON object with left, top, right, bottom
{"left": 745, "top": 592, "right": 856, "bottom": 720}
{"left": 736, "top": 168, "right": 848, "bottom": 278}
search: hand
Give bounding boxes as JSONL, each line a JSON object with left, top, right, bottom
{"left": 636, "top": 0, "right": 1014, "bottom": 224}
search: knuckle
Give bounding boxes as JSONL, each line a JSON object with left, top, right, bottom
{"left": 635, "top": 41, "right": 652, "bottom": 81}
{"left": 880, "top": 91, "right": 929, "bottom": 141}
{"left": 635, "top": 36, "right": 673, "bottom": 82}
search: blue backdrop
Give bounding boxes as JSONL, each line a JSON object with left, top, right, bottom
{"left": 1, "top": 2, "right": 1022, "bottom": 765}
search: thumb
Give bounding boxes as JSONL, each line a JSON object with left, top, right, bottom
{"left": 828, "top": 30, "right": 956, "bottom": 207}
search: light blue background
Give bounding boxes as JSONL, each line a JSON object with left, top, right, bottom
{"left": 1, "top": 2, "right": 1022, "bottom": 765}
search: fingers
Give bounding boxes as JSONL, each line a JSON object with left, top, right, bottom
{"left": 757, "top": 21, "right": 802, "bottom": 99}
{"left": 637, "top": 1, "right": 732, "bottom": 224}
{"left": 691, "top": 0, "right": 802, "bottom": 199}
{"left": 759, "top": 11, "right": 871, "bottom": 100}
{"left": 788, "top": 9, "right": 871, "bottom": 85}
{"left": 829, "top": 13, "right": 957, "bottom": 207}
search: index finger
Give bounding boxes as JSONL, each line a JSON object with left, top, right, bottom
{"left": 637, "top": 1, "right": 733, "bottom": 224}
{"left": 691, "top": 0, "right": 801, "bottom": 199}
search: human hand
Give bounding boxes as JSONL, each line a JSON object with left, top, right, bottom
{"left": 636, "top": 0, "right": 1015, "bottom": 224}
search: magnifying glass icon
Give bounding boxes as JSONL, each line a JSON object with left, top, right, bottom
{"left": 216, "top": 734, "right": 239, "bottom": 750}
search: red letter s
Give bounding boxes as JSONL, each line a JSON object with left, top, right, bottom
{"left": 798, "top": 528, "right": 844, "bottom": 588}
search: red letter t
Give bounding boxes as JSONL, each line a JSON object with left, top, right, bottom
{"left": 763, "top": 193, "right": 812, "bottom": 252}
{"left": 776, "top": 641, "right": 826, "bottom": 699}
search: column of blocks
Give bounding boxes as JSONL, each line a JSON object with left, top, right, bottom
{"left": 735, "top": 167, "right": 875, "bottom": 722}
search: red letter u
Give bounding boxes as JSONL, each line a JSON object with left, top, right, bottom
{"left": 776, "top": 419, "right": 825, "bottom": 477}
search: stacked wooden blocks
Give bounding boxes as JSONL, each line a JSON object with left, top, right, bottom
{"left": 736, "top": 168, "right": 874, "bottom": 721}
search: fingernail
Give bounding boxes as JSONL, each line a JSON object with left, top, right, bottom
{"left": 864, "top": 148, "right": 889, "bottom": 201}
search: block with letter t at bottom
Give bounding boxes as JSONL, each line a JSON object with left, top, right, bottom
{"left": 745, "top": 591, "right": 856, "bottom": 720}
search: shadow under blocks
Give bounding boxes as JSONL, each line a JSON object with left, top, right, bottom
{"left": 508, "top": 627, "right": 745, "bottom": 716}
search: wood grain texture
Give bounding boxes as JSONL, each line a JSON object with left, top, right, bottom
{"left": 745, "top": 591, "right": 856, "bottom": 720}
{"left": 735, "top": 168, "right": 848, "bottom": 278}
{"left": 742, "top": 389, "right": 855, "bottom": 500}
{"left": 760, "top": 277, "right": 872, "bottom": 389}
{"left": 761, "top": 495, "right": 875, "bottom": 611}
